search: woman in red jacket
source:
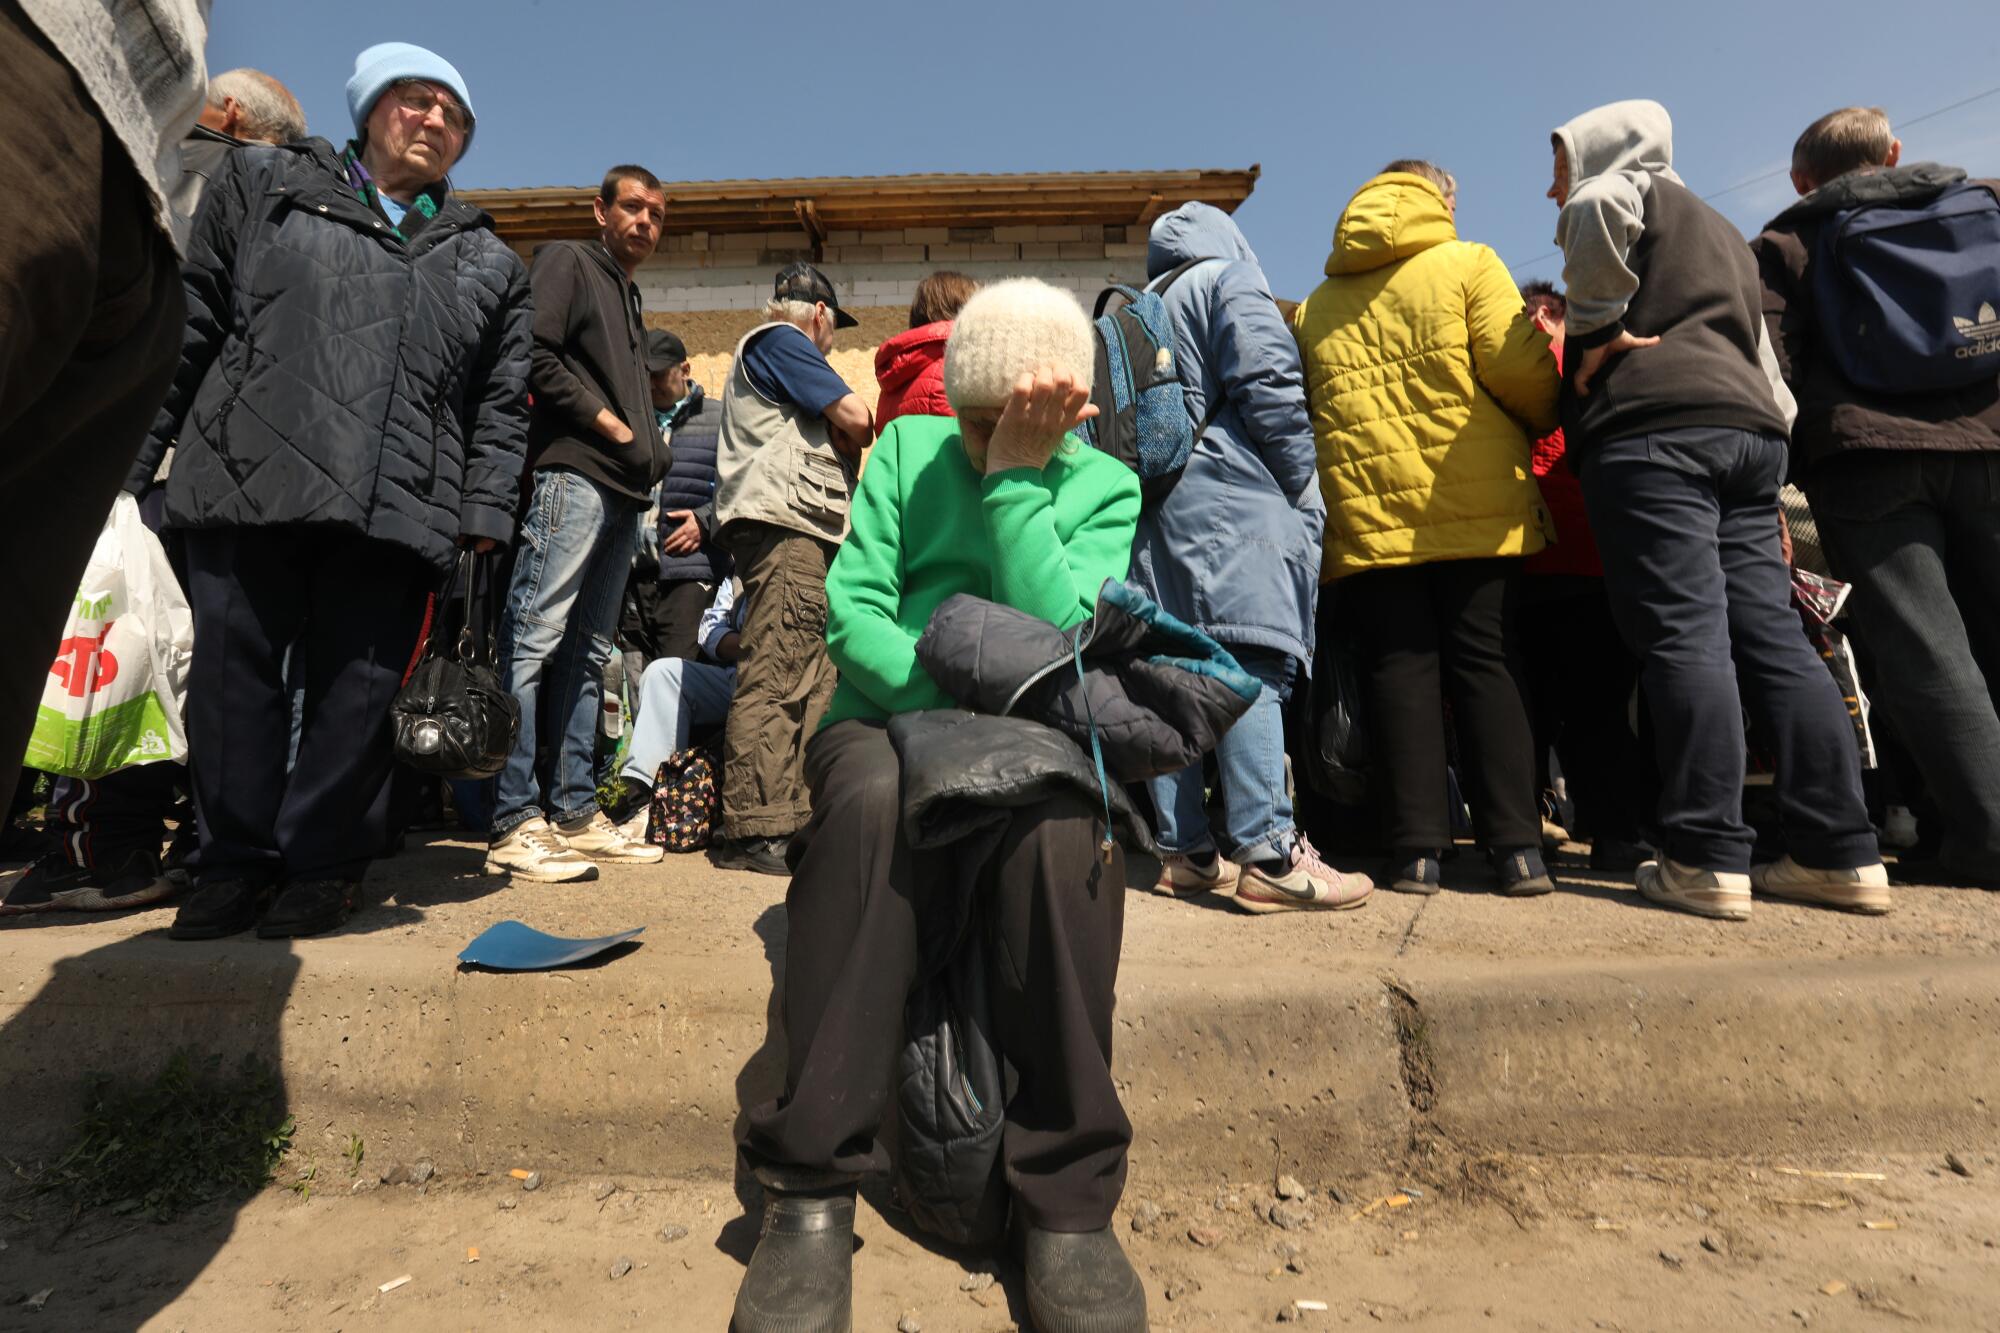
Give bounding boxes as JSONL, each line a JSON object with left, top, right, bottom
{"left": 1518, "top": 281, "right": 1651, "bottom": 870}
{"left": 872, "top": 271, "right": 976, "bottom": 434}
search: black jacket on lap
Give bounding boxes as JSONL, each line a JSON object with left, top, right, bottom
{"left": 127, "top": 139, "right": 533, "bottom": 573}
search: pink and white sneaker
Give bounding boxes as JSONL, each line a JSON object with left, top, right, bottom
{"left": 1233, "top": 836, "right": 1374, "bottom": 914}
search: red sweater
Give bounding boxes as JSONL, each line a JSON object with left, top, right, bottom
{"left": 874, "top": 321, "right": 954, "bottom": 434}
{"left": 1524, "top": 346, "right": 1603, "bottom": 578}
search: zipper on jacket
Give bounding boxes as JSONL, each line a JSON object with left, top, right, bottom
{"left": 214, "top": 327, "right": 255, "bottom": 454}
{"left": 999, "top": 616, "right": 1102, "bottom": 718}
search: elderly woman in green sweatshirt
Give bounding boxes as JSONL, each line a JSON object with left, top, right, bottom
{"left": 731, "top": 279, "right": 1149, "bottom": 1333}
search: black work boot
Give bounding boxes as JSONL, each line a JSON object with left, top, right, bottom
{"left": 257, "top": 879, "right": 360, "bottom": 939}
{"left": 1021, "top": 1224, "right": 1148, "bottom": 1333}
{"left": 730, "top": 1185, "right": 855, "bottom": 1333}
{"left": 168, "top": 879, "right": 272, "bottom": 940}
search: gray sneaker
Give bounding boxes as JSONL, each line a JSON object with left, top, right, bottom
{"left": 1635, "top": 857, "right": 1751, "bottom": 921}
{"left": 556, "top": 811, "right": 664, "bottom": 864}
{"left": 486, "top": 817, "right": 600, "bottom": 883}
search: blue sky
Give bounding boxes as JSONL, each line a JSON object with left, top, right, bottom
{"left": 210, "top": 0, "right": 2000, "bottom": 299}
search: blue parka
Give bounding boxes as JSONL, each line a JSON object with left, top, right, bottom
{"left": 1127, "top": 203, "right": 1325, "bottom": 669}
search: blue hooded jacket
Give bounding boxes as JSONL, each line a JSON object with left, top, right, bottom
{"left": 1127, "top": 203, "right": 1325, "bottom": 669}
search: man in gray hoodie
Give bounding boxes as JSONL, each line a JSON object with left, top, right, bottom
{"left": 1548, "top": 98, "right": 1886, "bottom": 921}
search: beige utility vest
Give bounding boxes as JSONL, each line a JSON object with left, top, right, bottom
{"left": 713, "top": 322, "right": 857, "bottom": 544}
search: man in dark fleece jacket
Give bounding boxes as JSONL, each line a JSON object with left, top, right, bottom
{"left": 1549, "top": 98, "right": 1885, "bottom": 922}
{"left": 489, "top": 164, "right": 670, "bottom": 883}
{"left": 1754, "top": 106, "right": 2000, "bottom": 891}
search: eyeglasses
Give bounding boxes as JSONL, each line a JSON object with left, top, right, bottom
{"left": 389, "top": 80, "right": 472, "bottom": 137}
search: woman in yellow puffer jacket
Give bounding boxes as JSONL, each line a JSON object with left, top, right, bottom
{"left": 1293, "top": 161, "right": 1561, "bottom": 897}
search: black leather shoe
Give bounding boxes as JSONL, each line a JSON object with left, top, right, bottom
{"left": 257, "top": 879, "right": 359, "bottom": 939}
{"left": 168, "top": 880, "right": 272, "bottom": 939}
{"left": 712, "top": 836, "right": 792, "bottom": 877}
{"left": 1021, "top": 1224, "right": 1147, "bottom": 1333}
{"left": 730, "top": 1186, "right": 855, "bottom": 1333}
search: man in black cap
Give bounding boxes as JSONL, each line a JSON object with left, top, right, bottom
{"left": 710, "top": 263, "right": 872, "bottom": 875}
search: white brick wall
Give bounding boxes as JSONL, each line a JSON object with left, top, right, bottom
{"left": 630, "top": 227, "right": 1145, "bottom": 316}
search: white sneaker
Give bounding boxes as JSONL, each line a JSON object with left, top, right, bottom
{"left": 1635, "top": 857, "right": 1751, "bottom": 921}
{"left": 486, "top": 817, "right": 600, "bottom": 883}
{"left": 1751, "top": 854, "right": 1892, "bottom": 915}
{"left": 556, "top": 811, "right": 664, "bottom": 864}
{"left": 1233, "top": 836, "right": 1373, "bottom": 913}
{"left": 1152, "top": 852, "right": 1239, "bottom": 898}
{"left": 615, "top": 806, "right": 651, "bottom": 847}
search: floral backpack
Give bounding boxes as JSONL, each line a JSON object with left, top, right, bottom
{"left": 645, "top": 740, "right": 721, "bottom": 852}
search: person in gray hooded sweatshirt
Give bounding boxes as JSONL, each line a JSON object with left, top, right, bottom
{"left": 1129, "top": 203, "right": 1372, "bottom": 913}
{"left": 1547, "top": 98, "right": 1887, "bottom": 921}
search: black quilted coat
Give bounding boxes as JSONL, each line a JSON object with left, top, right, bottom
{"left": 127, "top": 140, "right": 533, "bottom": 571}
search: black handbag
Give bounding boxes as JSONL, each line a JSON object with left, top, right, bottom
{"left": 390, "top": 550, "right": 520, "bottom": 779}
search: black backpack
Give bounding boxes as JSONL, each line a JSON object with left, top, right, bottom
{"left": 1811, "top": 181, "right": 2000, "bottom": 394}
{"left": 391, "top": 550, "right": 520, "bottom": 780}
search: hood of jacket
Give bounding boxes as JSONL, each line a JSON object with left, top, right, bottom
{"left": 1148, "top": 200, "right": 1258, "bottom": 278}
{"left": 1324, "top": 173, "right": 1457, "bottom": 276}
{"left": 1767, "top": 161, "right": 1969, "bottom": 226}
{"left": 875, "top": 321, "right": 953, "bottom": 394}
{"left": 1553, "top": 98, "right": 1682, "bottom": 192}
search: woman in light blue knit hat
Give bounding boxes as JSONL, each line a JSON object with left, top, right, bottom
{"left": 122, "top": 43, "right": 533, "bottom": 943}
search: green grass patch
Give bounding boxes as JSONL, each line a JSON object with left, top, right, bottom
{"left": 15, "top": 1049, "right": 293, "bottom": 1222}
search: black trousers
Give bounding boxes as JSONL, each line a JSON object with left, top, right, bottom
{"left": 1520, "top": 575, "right": 1648, "bottom": 843}
{"left": 740, "top": 720, "right": 1131, "bottom": 1232}
{"left": 181, "top": 527, "right": 433, "bottom": 885}
{"left": 0, "top": 1, "right": 185, "bottom": 818}
{"left": 1580, "top": 428, "right": 1875, "bottom": 873}
{"left": 621, "top": 576, "right": 714, "bottom": 664}
{"left": 1342, "top": 558, "right": 1541, "bottom": 852}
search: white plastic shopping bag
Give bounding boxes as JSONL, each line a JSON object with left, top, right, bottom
{"left": 24, "top": 494, "right": 192, "bottom": 777}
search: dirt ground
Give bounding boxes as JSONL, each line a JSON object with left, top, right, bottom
{"left": 4, "top": 1148, "right": 1996, "bottom": 1332}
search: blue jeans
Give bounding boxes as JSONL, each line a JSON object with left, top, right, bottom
{"left": 1149, "top": 648, "right": 1298, "bottom": 863}
{"left": 1813, "top": 451, "right": 2000, "bottom": 880}
{"left": 620, "top": 656, "right": 736, "bottom": 788}
{"left": 1580, "top": 428, "right": 1877, "bottom": 874}
{"left": 493, "top": 468, "right": 637, "bottom": 836}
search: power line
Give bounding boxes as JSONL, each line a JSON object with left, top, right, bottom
{"left": 1509, "top": 82, "right": 2000, "bottom": 272}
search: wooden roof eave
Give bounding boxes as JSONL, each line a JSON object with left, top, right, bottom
{"left": 464, "top": 167, "right": 1260, "bottom": 244}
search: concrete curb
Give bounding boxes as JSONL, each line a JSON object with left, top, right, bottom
{"left": 4, "top": 929, "right": 1995, "bottom": 1184}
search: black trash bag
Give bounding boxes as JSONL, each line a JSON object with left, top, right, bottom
{"left": 1299, "top": 631, "right": 1372, "bottom": 807}
{"left": 391, "top": 550, "right": 520, "bottom": 780}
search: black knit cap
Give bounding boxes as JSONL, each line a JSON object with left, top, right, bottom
{"left": 772, "top": 261, "right": 859, "bottom": 329}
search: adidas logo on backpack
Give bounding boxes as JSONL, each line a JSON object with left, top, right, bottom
{"left": 1813, "top": 180, "right": 2000, "bottom": 393}
{"left": 1951, "top": 300, "right": 2000, "bottom": 358}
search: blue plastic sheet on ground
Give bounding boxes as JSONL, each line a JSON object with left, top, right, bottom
{"left": 456, "top": 920, "right": 644, "bottom": 971}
